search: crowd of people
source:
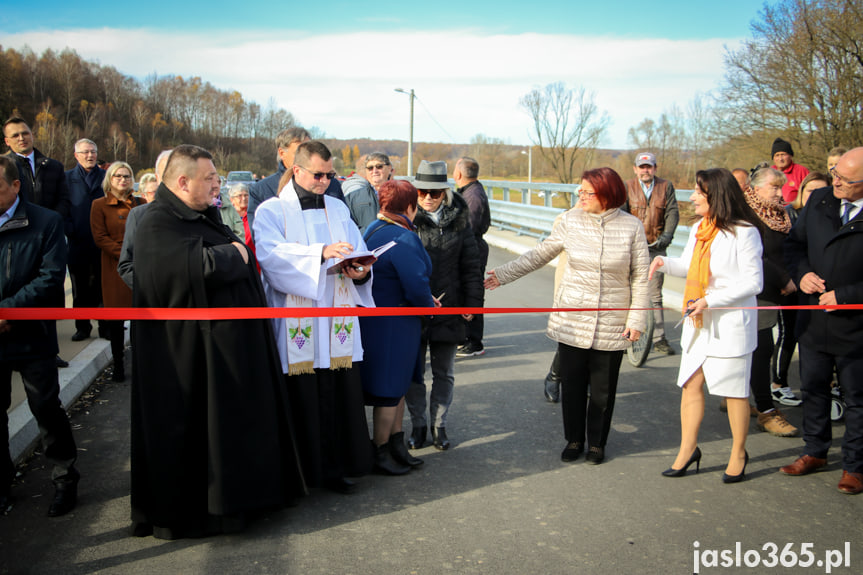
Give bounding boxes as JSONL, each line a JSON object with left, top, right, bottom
{"left": 1, "top": 114, "right": 862, "bottom": 540}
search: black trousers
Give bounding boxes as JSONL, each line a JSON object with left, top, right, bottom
{"left": 799, "top": 346, "right": 863, "bottom": 473}
{"left": 465, "top": 237, "right": 488, "bottom": 344}
{"left": 68, "top": 257, "right": 104, "bottom": 335}
{"left": 105, "top": 320, "right": 125, "bottom": 368}
{"left": 750, "top": 327, "right": 776, "bottom": 413}
{"left": 1, "top": 356, "right": 77, "bottom": 494}
{"left": 771, "top": 308, "right": 798, "bottom": 387}
{"left": 558, "top": 343, "right": 624, "bottom": 448}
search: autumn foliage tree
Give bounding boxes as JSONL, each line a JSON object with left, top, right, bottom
{"left": 0, "top": 45, "right": 301, "bottom": 176}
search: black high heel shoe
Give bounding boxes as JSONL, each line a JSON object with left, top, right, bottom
{"left": 662, "top": 447, "right": 702, "bottom": 477}
{"left": 722, "top": 451, "right": 749, "bottom": 484}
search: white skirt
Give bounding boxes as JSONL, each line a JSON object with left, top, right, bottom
{"left": 676, "top": 327, "right": 751, "bottom": 398}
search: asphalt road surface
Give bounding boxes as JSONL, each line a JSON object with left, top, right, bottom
{"left": 0, "top": 246, "right": 856, "bottom": 575}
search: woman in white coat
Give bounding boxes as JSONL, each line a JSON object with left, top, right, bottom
{"left": 649, "top": 168, "right": 763, "bottom": 483}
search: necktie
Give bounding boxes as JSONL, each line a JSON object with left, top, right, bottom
{"left": 841, "top": 202, "right": 853, "bottom": 225}
{"left": 21, "top": 155, "right": 33, "bottom": 176}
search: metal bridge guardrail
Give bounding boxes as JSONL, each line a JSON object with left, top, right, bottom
{"left": 489, "top": 186, "right": 694, "bottom": 258}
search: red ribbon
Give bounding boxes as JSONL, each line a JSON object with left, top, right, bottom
{"left": 1, "top": 304, "right": 861, "bottom": 321}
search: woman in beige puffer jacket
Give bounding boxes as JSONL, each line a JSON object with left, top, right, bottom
{"left": 486, "top": 167, "right": 650, "bottom": 465}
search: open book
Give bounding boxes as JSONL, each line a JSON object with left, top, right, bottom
{"left": 326, "top": 240, "right": 397, "bottom": 274}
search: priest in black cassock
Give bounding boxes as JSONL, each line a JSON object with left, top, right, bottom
{"left": 130, "top": 144, "right": 306, "bottom": 540}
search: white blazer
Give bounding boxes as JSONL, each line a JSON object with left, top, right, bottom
{"left": 659, "top": 221, "right": 763, "bottom": 357}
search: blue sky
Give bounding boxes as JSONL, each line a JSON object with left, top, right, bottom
{"left": 2, "top": 1, "right": 769, "bottom": 148}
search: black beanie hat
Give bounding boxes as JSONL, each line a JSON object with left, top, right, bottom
{"left": 771, "top": 138, "right": 794, "bottom": 157}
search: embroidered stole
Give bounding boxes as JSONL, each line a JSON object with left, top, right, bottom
{"left": 278, "top": 190, "right": 357, "bottom": 374}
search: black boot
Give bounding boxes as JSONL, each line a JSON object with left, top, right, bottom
{"left": 48, "top": 467, "right": 79, "bottom": 517}
{"left": 544, "top": 351, "right": 561, "bottom": 403}
{"left": 389, "top": 432, "right": 424, "bottom": 468}
{"left": 408, "top": 426, "right": 427, "bottom": 450}
{"left": 374, "top": 443, "right": 411, "bottom": 475}
{"left": 431, "top": 427, "right": 451, "bottom": 451}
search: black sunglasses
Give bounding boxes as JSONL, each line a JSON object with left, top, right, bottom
{"left": 297, "top": 166, "right": 336, "bottom": 181}
{"left": 418, "top": 189, "right": 445, "bottom": 199}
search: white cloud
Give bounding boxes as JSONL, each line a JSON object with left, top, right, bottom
{"left": 5, "top": 28, "right": 739, "bottom": 148}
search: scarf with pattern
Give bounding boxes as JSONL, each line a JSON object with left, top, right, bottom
{"left": 744, "top": 187, "right": 791, "bottom": 233}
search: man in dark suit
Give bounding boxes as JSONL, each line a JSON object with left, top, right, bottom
{"left": 4, "top": 116, "right": 72, "bottom": 367}
{"left": 782, "top": 147, "right": 863, "bottom": 495}
{"left": 65, "top": 139, "right": 106, "bottom": 341}
{"left": 3, "top": 117, "right": 70, "bottom": 220}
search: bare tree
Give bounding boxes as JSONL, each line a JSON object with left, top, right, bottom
{"left": 720, "top": 0, "right": 863, "bottom": 166}
{"left": 520, "top": 82, "right": 609, "bottom": 184}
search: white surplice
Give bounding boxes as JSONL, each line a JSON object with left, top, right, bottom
{"left": 253, "top": 181, "right": 374, "bottom": 372}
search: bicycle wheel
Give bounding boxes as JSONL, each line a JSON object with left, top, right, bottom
{"left": 627, "top": 309, "right": 655, "bottom": 367}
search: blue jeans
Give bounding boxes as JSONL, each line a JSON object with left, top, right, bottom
{"left": 407, "top": 340, "right": 457, "bottom": 430}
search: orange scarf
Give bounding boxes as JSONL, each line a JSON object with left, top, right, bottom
{"left": 682, "top": 218, "right": 719, "bottom": 328}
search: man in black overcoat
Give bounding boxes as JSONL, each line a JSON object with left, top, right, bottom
{"left": 130, "top": 145, "right": 305, "bottom": 539}
{"left": 4, "top": 116, "right": 72, "bottom": 368}
{"left": 782, "top": 146, "right": 863, "bottom": 495}
{"left": 64, "top": 138, "right": 106, "bottom": 340}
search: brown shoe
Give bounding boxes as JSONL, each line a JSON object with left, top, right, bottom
{"left": 757, "top": 409, "right": 799, "bottom": 437}
{"left": 837, "top": 470, "right": 863, "bottom": 494}
{"left": 780, "top": 454, "right": 827, "bottom": 476}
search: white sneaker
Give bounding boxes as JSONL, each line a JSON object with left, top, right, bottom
{"left": 771, "top": 386, "right": 802, "bottom": 407}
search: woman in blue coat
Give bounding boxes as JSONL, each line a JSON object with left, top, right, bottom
{"left": 360, "top": 180, "right": 437, "bottom": 475}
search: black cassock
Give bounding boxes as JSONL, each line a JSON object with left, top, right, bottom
{"left": 130, "top": 184, "right": 305, "bottom": 536}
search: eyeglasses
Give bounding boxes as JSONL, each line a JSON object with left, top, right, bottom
{"left": 578, "top": 191, "right": 596, "bottom": 198}
{"left": 297, "top": 166, "right": 336, "bottom": 181}
{"left": 76, "top": 149, "right": 97, "bottom": 156}
{"left": 112, "top": 174, "right": 132, "bottom": 180}
{"left": 6, "top": 129, "right": 31, "bottom": 139}
{"left": 418, "top": 189, "right": 445, "bottom": 199}
{"left": 366, "top": 163, "right": 389, "bottom": 171}
{"left": 830, "top": 166, "right": 863, "bottom": 185}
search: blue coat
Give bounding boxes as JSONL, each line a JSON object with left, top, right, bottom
{"left": 64, "top": 164, "right": 105, "bottom": 266}
{"left": 0, "top": 198, "right": 68, "bottom": 360}
{"left": 360, "top": 220, "right": 435, "bottom": 400}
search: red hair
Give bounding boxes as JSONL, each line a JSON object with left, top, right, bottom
{"left": 580, "top": 167, "right": 627, "bottom": 210}
{"left": 378, "top": 179, "right": 418, "bottom": 214}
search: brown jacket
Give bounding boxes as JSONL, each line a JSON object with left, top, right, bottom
{"left": 622, "top": 177, "right": 679, "bottom": 250}
{"left": 91, "top": 193, "right": 143, "bottom": 307}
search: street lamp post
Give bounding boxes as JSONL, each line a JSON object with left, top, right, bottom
{"left": 521, "top": 147, "right": 533, "bottom": 201}
{"left": 394, "top": 88, "right": 415, "bottom": 177}
{"left": 521, "top": 146, "right": 532, "bottom": 184}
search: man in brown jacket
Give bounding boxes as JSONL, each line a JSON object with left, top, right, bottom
{"left": 622, "top": 152, "right": 679, "bottom": 355}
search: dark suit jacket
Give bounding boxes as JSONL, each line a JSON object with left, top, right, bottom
{"left": 785, "top": 186, "right": 863, "bottom": 356}
{"left": 4, "top": 148, "right": 70, "bottom": 220}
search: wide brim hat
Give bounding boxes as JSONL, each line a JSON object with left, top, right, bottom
{"left": 414, "top": 160, "right": 451, "bottom": 190}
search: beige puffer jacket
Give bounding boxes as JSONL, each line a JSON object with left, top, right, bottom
{"left": 494, "top": 207, "right": 650, "bottom": 351}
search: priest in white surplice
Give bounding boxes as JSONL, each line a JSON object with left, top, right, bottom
{"left": 254, "top": 141, "right": 374, "bottom": 494}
